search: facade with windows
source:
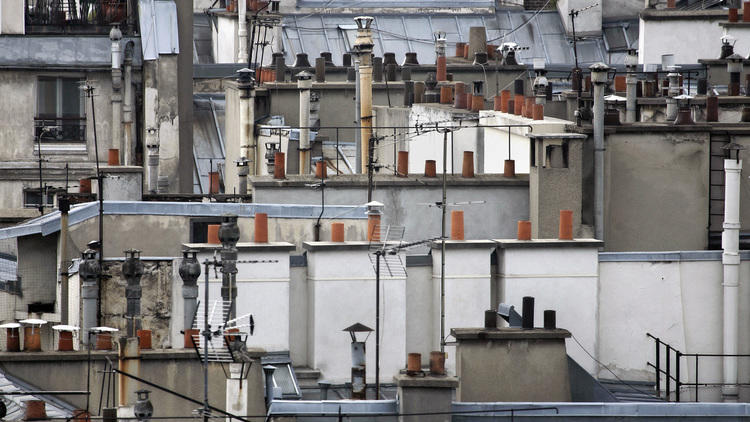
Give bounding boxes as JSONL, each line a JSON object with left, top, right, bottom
{"left": 0, "top": 0, "right": 142, "bottom": 217}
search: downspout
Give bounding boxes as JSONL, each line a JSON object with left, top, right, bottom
{"left": 110, "top": 25, "right": 123, "bottom": 164}
{"left": 722, "top": 145, "right": 743, "bottom": 402}
{"left": 354, "top": 16, "right": 374, "bottom": 174}
{"left": 123, "top": 41, "right": 135, "bottom": 165}
{"left": 238, "top": 68, "right": 257, "bottom": 177}
{"left": 238, "top": 0, "right": 248, "bottom": 63}
{"left": 297, "top": 71, "right": 313, "bottom": 174}
{"left": 590, "top": 62, "right": 610, "bottom": 242}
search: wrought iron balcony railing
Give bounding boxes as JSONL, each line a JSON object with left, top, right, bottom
{"left": 35, "top": 117, "right": 87, "bottom": 142}
{"left": 25, "top": 0, "right": 132, "bottom": 33}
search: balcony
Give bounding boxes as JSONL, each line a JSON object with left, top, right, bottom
{"left": 35, "top": 118, "right": 86, "bottom": 143}
{"left": 25, "top": 0, "right": 135, "bottom": 34}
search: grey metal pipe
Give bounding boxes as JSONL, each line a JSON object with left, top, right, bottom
{"left": 626, "top": 74, "right": 637, "bottom": 123}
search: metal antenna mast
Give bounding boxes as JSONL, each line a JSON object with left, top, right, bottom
{"left": 569, "top": 3, "right": 598, "bottom": 102}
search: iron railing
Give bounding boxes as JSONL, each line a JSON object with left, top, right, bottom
{"left": 35, "top": 117, "right": 86, "bottom": 142}
{"left": 647, "top": 332, "right": 750, "bottom": 402}
{"left": 25, "top": 0, "right": 129, "bottom": 32}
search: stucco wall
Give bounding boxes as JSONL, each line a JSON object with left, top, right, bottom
{"left": 638, "top": 14, "right": 728, "bottom": 65}
{"left": 251, "top": 176, "right": 529, "bottom": 247}
{"left": 305, "top": 244, "right": 406, "bottom": 383}
{"left": 598, "top": 255, "right": 750, "bottom": 402}
{"left": 604, "top": 130, "right": 709, "bottom": 252}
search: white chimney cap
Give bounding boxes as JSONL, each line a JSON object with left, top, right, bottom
{"left": 20, "top": 319, "right": 47, "bottom": 325}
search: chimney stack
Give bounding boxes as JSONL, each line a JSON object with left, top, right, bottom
{"left": 435, "top": 32, "right": 447, "bottom": 81}
{"left": 297, "top": 71, "right": 313, "bottom": 174}
{"left": 238, "top": 68, "right": 257, "bottom": 178}
{"left": 354, "top": 16, "right": 375, "bottom": 174}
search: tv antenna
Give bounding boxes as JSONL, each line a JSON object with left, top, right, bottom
{"left": 368, "top": 225, "right": 438, "bottom": 398}
{"left": 569, "top": 3, "right": 598, "bottom": 101}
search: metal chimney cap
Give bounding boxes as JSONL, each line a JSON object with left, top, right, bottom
{"left": 727, "top": 53, "right": 745, "bottom": 62}
{"left": 296, "top": 70, "right": 314, "bottom": 80}
{"left": 353, "top": 16, "right": 374, "bottom": 29}
{"left": 589, "top": 62, "right": 610, "bottom": 72}
{"left": 589, "top": 62, "right": 610, "bottom": 83}
{"left": 722, "top": 34, "right": 737, "bottom": 45}
{"left": 109, "top": 24, "right": 122, "bottom": 41}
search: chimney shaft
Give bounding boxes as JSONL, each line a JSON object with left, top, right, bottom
{"left": 297, "top": 73, "right": 313, "bottom": 174}
{"left": 354, "top": 17, "right": 375, "bottom": 174}
{"left": 238, "top": 69, "right": 257, "bottom": 177}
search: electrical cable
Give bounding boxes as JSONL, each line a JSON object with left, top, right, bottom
{"left": 570, "top": 333, "right": 663, "bottom": 399}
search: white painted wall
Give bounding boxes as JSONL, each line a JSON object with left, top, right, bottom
{"left": 407, "top": 105, "right": 481, "bottom": 174}
{"left": 305, "top": 244, "right": 406, "bottom": 384}
{"left": 638, "top": 17, "right": 739, "bottom": 65}
{"left": 597, "top": 255, "right": 750, "bottom": 402}
{"left": 216, "top": 15, "right": 238, "bottom": 64}
{"left": 479, "top": 111, "right": 573, "bottom": 174}
{"left": 557, "top": 0, "right": 602, "bottom": 36}
{"left": 498, "top": 243, "right": 600, "bottom": 374}
{"left": 180, "top": 243, "right": 293, "bottom": 352}
{"left": 432, "top": 242, "right": 495, "bottom": 375}
{"left": 0, "top": 0, "right": 24, "bottom": 35}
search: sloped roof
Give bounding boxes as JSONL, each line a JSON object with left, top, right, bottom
{"left": 281, "top": 11, "right": 637, "bottom": 67}
{"left": 0, "top": 369, "right": 76, "bottom": 421}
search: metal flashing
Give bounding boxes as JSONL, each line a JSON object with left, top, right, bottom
{"left": 139, "top": 0, "right": 180, "bottom": 60}
{"left": 599, "top": 250, "right": 742, "bottom": 262}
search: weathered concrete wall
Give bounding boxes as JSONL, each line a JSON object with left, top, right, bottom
{"left": 454, "top": 329, "right": 571, "bottom": 402}
{"left": 100, "top": 259, "right": 173, "bottom": 347}
{"left": 604, "top": 130, "right": 709, "bottom": 252}
{"left": 154, "top": 55, "right": 181, "bottom": 193}
{"left": 251, "top": 175, "right": 529, "bottom": 246}
{"left": 404, "top": 263, "right": 433, "bottom": 366}
{"left": 0, "top": 350, "right": 265, "bottom": 418}
{"left": 60, "top": 212, "right": 367, "bottom": 263}
{"left": 14, "top": 233, "right": 60, "bottom": 323}
{"left": 602, "top": 0, "right": 643, "bottom": 21}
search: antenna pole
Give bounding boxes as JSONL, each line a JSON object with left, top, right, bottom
{"left": 440, "top": 129, "right": 447, "bottom": 352}
{"left": 85, "top": 83, "right": 104, "bottom": 327}
{"left": 375, "top": 250, "right": 380, "bottom": 399}
{"left": 37, "top": 130, "right": 45, "bottom": 215}
{"left": 367, "top": 136, "right": 375, "bottom": 202}
{"left": 203, "top": 259, "right": 210, "bottom": 422}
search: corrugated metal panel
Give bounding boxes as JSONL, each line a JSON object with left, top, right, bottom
{"left": 139, "top": 0, "right": 180, "bottom": 60}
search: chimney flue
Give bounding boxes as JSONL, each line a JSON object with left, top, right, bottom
{"left": 521, "top": 296, "right": 534, "bottom": 329}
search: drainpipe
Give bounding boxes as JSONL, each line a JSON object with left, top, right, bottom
{"left": 590, "top": 62, "right": 610, "bottom": 242}
{"left": 146, "top": 128, "right": 159, "bottom": 193}
{"left": 354, "top": 58, "right": 361, "bottom": 174}
{"left": 110, "top": 25, "right": 123, "bottom": 164}
{"left": 625, "top": 49, "right": 638, "bottom": 123}
{"left": 665, "top": 66, "right": 681, "bottom": 121}
{"left": 722, "top": 144, "right": 743, "bottom": 402}
{"left": 238, "top": 68, "right": 257, "bottom": 176}
{"left": 238, "top": 0, "right": 248, "bottom": 63}
{"left": 297, "top": 71, "right": 313, "bottom": 174}
{"left": 123, "top": 41, "right": 135, "bottom": 165}
{"left": 59, "top": 197, "right": 70, "bottom": 324}
{"left": 354, "top": 16, "right": 374, "bottom": 174}
{"left": 118, "top": 336, "right": 140, "bottom": 411}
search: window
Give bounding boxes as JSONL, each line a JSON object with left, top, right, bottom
{"left": 36, "top": 77, "right": 85, "bottom": 142}
{"left": 23, "top": 188, "right": 56, "bottom": 209}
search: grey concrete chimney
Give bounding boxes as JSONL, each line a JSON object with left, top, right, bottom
{"left": 122, "top": 249, "right": 144, "bottom": 337}
{"left": 590, "top": 62, "right": 610, "bottom": 241}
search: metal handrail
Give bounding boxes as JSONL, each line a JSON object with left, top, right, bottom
{"left": 647, "top": 332, "right": 750, "bottom": 402}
